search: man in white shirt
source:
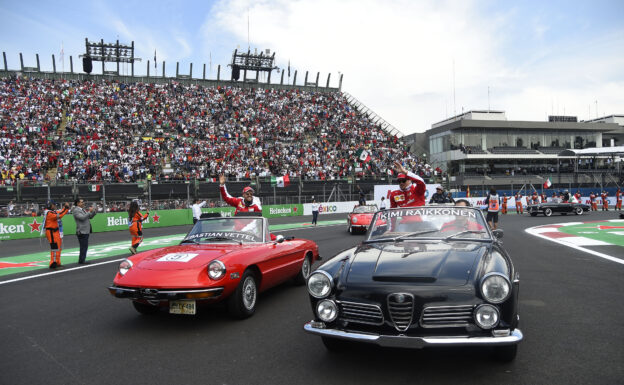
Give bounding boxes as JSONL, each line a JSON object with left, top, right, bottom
{"left": 379, "top": 197, "right": 387, "bottom": 210}
{"left": 191, "top": 199, "right": 207, "bottom": 224}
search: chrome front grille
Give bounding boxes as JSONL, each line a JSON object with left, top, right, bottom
{"left": 337, "top": 300, "right": 384, "bottom": 325}
{"left": 420, "top": 305, "right": 474, "bottom": 328}
{"left": 387, "top": 293, "right": 415, "bottom": 331}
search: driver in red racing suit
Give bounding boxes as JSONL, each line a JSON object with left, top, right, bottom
{"left": 388, "top": 161, "right": 427, "bottom": 208}
{"left": 219, "top": 175, "right": 276, "bottom": 240}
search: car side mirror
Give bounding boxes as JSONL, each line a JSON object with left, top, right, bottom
{"left": 275, "top": 235, "right": 285, "bottom": 244}
{"left": 492, "top": 229, "right": 504, "bottom": 239}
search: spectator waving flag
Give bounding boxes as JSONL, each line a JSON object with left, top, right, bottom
{"left": 543, "top": 178, "right": 552, "bottom": 189}
{"left": 271, "top": 175, "right": 290, "bottom": 187}
{"left": 355, "top": 148, "right": 371, "bottom": 162}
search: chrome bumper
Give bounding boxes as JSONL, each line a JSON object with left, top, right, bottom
{"left": 108, "top": 285, "right": 224, "bottom": 300}
{"left": 304, "top": 321, "right": 523, "bottom": 348}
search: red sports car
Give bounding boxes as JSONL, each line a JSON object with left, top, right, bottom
{"left": 108, "top": 215, "right": 320, "bottom": 318}
{"left": 347, "top": 204, "right": 379, "bottom": 234}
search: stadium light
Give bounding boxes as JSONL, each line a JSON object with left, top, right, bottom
{"left": 80, "top": 38, "right": 141, "bottom": 75}
{"left": 228, "top": 48, "right": 277, "bottom": 83}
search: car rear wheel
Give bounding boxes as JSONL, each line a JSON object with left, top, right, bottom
{"left": 228, "top": 270, "right": 257, "bottom": 319}
{"left": 544, "top": 208, "right": 553, "bottom": 217}
{"left": 321, "top": 337, "right": 350, "bottom": 352}
{"left": 132, "top": 300, "right": 159, "bottom": 315}
{"left": 492, "top": 344, "right": 518, "bottom": 362}
{"left": 294, "top": 254, "right": 311, "bottom": 285}
{"left": 575, "top": 207, "right": 583, "bottom": 215}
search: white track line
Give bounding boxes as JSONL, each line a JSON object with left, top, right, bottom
{"left": 525, "top": 225, "right": 624, "bottom": 266}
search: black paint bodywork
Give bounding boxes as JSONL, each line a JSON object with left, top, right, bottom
{"left": 527, "top": 202, "right": 590, "bottom": 216}
{"left": 308, "top": 235, "right": 519, "bottom": 338}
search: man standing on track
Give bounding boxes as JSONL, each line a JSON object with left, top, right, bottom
{"left": 616, "top": 188, "right": 622, "bottom": 211}
{"left": 388, "top": 161, "right": 427, "bottom": 208}
{"left": 128, "top": 201, "right": 149, "bottom": 255}
{"left": 502, "top": 193, "right": 508, "bottom": 214}
{"left": 514, "top": 192, "right": 523, "bottom": 214}
{"left": 191, "top": 199, "right": 207, "bottom": 224}
{"left": 484, "top": 188, "right": 500, "bottom": 230}
{"left": 589, "top": 192, "right": 597, "bottom": 211}
{"left": 72, "top": 198, "right": 96, "bottom": 264}
{"left": 42, "top": 201, "right": 70, "bottom": 268}
{"left": 601, "top": 191, "right": 609, "bottom": 211}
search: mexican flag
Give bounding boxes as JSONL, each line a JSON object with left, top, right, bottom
{"left": 543, "top": 178, "right": 552, "bottom": 189}
{"left": 90, "top": 185, "right": 101, "bottom": 192}
{"left": 271, "top": 175, "right": 290, "bottom": 187}
{"left": 355, "top": 148, "right": 371, "bottom": 162}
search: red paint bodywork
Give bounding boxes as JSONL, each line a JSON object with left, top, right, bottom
{"left": 112, "top": 239, "right": 319, "bottom": 304}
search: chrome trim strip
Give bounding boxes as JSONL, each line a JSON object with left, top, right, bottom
{"left": 304, "top": 322, "right": 523, "bottom": 348}
{"left": 337, "top": 300, "right": 384, "bottom": 326}
{"left": 108, "top": 286, "right": 224, "bottom": 299}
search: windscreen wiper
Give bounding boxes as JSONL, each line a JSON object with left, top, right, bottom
{"left": 443, "top": 230, "right": 487, "bottom": 241}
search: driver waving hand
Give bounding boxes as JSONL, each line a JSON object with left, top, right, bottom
{"left": 389, "top": 161, "right": 427, "bottom": 208}
{"left": 219, "top": 175, "right": 262, "bottom": 214}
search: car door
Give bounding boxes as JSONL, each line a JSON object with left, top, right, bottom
{"left": 254, "top": 220, "right": 305, "bottom": 290}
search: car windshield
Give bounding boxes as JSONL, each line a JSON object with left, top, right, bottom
{"left": 353, "top": 205, "right": 378, "bottom": 213}
{"left": 366, "top": 207, "right": 491, "bottom": 242}
{"left": 182, "top": 217, "right": 264, "bottom": 244}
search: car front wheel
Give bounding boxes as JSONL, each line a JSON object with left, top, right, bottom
{"left": 228, "top": 270, "right": 257, "bottom": 319}
{"left": 544, "top": 208, "right": 553, "bottom": 217}
{"left": 575, "top": 207, "right": 583, "bottom": 215}
{"left": 294, "top": 254, "right": 311, "bottom": 285}
{"left": 132, "top": 300, "right": 159, "bottom": 315}
{"left": 348, "top": 224, "right": 353, "bottom": 234}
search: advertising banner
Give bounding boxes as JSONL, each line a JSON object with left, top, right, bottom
{"left": 303, "top": 201, "right": 361, "bottom": 215}
{"left": 201, "top": 207, "right": 236, "bottom": 217}
{"left": 263, "top": 204, "right": 303, "bottom": 218}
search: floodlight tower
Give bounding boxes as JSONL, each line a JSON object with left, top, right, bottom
{"left": 80, "top": 38, "right": 141, "bottom": 75}
{"left": 229, "top": 48, "right": 277, "bottom": 83}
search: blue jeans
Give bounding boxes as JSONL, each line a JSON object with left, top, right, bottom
{"left": 312, "top": 211, "right": 319, "bottom": 224}
{"left": 77, "top": 234, "right": 89, "bottom": 263}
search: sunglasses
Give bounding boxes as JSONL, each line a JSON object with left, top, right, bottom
{"left": 397, "top": 178, "right": 407, "bottom": 183}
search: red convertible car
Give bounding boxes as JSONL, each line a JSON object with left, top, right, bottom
{"left": 108, "top": 215, "right": 320, "bottom": 318}
{"left": 347, "top": 204, "right": 379, "bottom": 234}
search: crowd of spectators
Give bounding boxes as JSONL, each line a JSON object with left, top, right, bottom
{"left": 1, "top": 75, "right": 434, "bottom": 186}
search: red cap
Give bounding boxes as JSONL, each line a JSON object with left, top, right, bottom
{"left": 243, "top": 186, "right": 254, "bottom": 193}
{"left": 397, "top": 173, "right": 407, "bottom": 180}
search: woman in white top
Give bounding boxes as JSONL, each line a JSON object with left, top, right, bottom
{"left": 311, "top": 199, "right": 320, "bottom": 226}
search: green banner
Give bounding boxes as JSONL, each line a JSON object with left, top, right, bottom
{"left": 264, "top": 204, "right": 304, "bottom": 218}
{"left": 0, "top": 204, "right": 304, "bottom": 240}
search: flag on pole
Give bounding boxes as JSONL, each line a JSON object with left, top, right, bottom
{"left": 271, "top": 175, "right": 290, "bottom": 187}
{"left": 154, "top": 50, "right": 157, "bottom": 69}
{"left": 355, "top": 148, "right": 371, "bottom": 162}
{"left": 543, "top": 178, "right": 552, "bottom": 189}
{"left": 90, "top": 185, "right": 101, "bottom": 192}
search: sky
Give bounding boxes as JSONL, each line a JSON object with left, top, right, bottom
{"left": 1, "top": 0, "right": 623, "bottom": 135}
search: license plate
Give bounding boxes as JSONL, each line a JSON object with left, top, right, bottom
{"left": 169, "top": 300, "right": 196, "bottom": 315}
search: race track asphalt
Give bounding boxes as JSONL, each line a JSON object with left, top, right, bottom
{"left": 1, "top": 211, "right": 623, "bottom": 385}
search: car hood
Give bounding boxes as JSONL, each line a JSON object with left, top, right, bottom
{"left": 346, "top": 241, "right": 486, "bottom": 286}
{"left": 133, "top": 244, "right": 240, "bottom": 271}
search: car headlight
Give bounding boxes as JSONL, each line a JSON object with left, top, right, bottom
{"left": 480, "top": 273, "right": 511, "bottom": 304}
{"left": 474, "top": 304, "right": 500, "bottom": 329}
{"left": 307, "top": 271, "right": 333, "bottom": 298}
{"left": 316, "top": 299, "right": 338, "bottom": 322}
{"left": 352, "top": 216, "right": 358, "bottom": 223}
{"left": 119, "top": 259, "right": 133, "bottom": 276}
{"left": 208, "top": 260, "right": 226, "bottom": 280}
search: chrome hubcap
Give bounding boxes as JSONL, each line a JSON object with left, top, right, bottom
{"left": 242, "top": 276, "right": 256, "bottom": 310}
{"left": 302, "top": 258, "right": 310, "bottom": 278}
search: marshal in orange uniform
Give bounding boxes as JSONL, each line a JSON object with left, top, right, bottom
{"left": 42, "top": 201, "right": 70, "bottom": 268}
{"left": 616, "top": 188, "right": 622, "bottom": 211}
{"left": 601, "top": 191, "right": 609, "bottom": 211}
{"left": 127, "top": 201, "right": 149, "bottom": 255}
{"left": 514, "top": 193, "right": 523, "bottom": 214}
{"left": 501, "top": 194, "right": 508, "bottom": 214}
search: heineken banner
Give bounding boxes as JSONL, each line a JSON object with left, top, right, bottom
{"left": 263, "top": 204, "right": 303, "bottom": 218}
{"left": 0, "top": 209, "right": 192, "bottom": 241}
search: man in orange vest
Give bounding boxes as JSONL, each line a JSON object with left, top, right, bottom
{"left": 501, "top": 193, "right": 508, "bottom": 214}
{"left": 42, "top": 201, "right": 70, "bottom": 268}
{"left": 616, "top": 188, "right": 622, "bottom": 211}
{"left": 514, "top": 192, "right": 523, "bottom": 214}
{"left": 601, "top": 191, "right": 609, "bottom": 211}
{"left": 485, "top": 188, "right": 500, "bottom": 230}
